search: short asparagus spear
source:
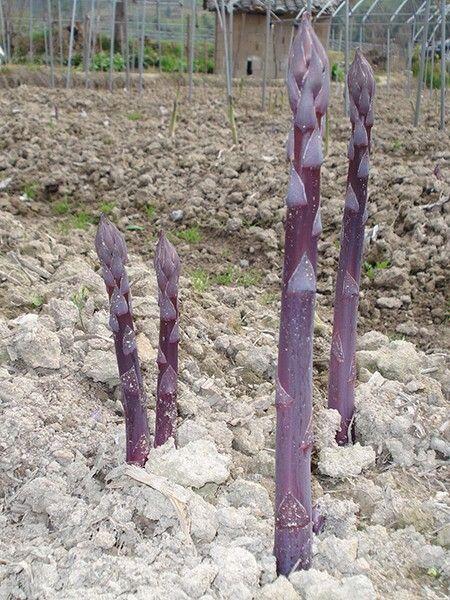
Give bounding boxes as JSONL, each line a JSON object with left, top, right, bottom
{"left": 328, "top": 51, "right": 375, "bottom": 445}
{"left": 274, "top": 14, "right": 329, "bottom": 576}
{"left": 154, "top": 231, "right": 181, "bottom": 447}
{"left": 95, "top": 215, "right": 150, "bottom": 466}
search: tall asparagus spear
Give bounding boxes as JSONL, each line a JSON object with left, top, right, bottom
{"left": 95, "top": 215, "right": 150, "bottom": 466}
{"left": 328, "top": 51, "right": 375, "bottom": 445}
{"left": 154, "top": 232, "right": 181, "bottom": 447}
{"left": 274, "top": 14, "right": 329, "bottom": 576}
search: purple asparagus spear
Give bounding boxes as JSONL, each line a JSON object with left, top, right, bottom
{"left": 328, "top": 51, "right": 375, "bottom": 445}
{"left": 274, "top": 14, "right": 329, "bottom": 576}
{"left": 95, "top": 215, "right": 150, "bottom": 466}
{"left": 154, "top": 231, "right": 181, "bottom": 447}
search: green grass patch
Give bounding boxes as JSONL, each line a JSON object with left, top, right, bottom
{"left": 176, "top": 227, "right": 202, "bottom": 244}
{"left": 53, "top": 199, "right": 70, "bottom": 215}
{"left": 22, "top": 182, "right": 38, "bottom": 199}
{"left": 190, "top": 266, "right": 261, "bottom": 292}
{"left": 145, "top": 204, "right": 157, "bottom": 220}
{"left": 127, "top": 111, "right": 143, "bottom": 122}
{"left": 363, "top": 260, "right": 390, "bottom": 280}
{"left": 100, "top": 201, "right": 115, "bottom": 215}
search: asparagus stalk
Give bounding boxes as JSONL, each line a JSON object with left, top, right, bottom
{"left": 274, "top": 14, "right": 329, "bottom": 576}
{"left": 328, "top": 51, "right": 375, "bottom": 445}
{"left": 154, "top": 231, "right": 181, "bottom": 447}
{"left": 95, "top": 215, "right": 150, "bottom": 466}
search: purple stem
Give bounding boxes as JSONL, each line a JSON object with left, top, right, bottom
{"left": 154, "top": 231, "right": 181, "bottom": 447}
{"left": 274, "top": 14, "right": 329, "bottom": 576}
{"left": 95, "top": 215, "right": 150, "bottom": 466}
{"left": 328, "top": 51, "right": 375, "bottom": 445}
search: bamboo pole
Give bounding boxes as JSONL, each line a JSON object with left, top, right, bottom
{"left": 85, "top": 0, "right": 95, "bottom": 88}
{"left": 109, "top": 0, "right": 117, "bottom": 92}
{"left": 179, "top": 1, "right": 185, "bottom": 74}
{"left": 66, "top": 0, "right": 77, "bottom": 88}
{"left": 138, "top": 0, "right": 146, "bottom": 93}
{"left": 57, "top": 0, "right": 63, "bottom": 66}
{"left": 157, "top": 0, "right": 162, "bottom": 72}
{"left": 429, "top": 34, "right": 435, "bottom": 97}
{"left": 344, "top": 0, "right": 349, "bottom": 113}
{"left": 414, "top": 0, "right": 431, "bottom": 126}
{"left": 29, "top": 0, "right": 33, "bottom": 61}
{"left": 229, "top": 1, "right": 234, "bottom": 81}
{"left": 439, "top": 0, "right": 446, "bottom": 130}
{"left": 261, "top": 1, "right": 271, "bottom": 110}
{"left": 188, "top": 0, "right": 195, "bottom": 99}
{"left": 47, "top": 0, "right": 55, "bottom": 87}
{"left": 0, "top": 0, "right": 7, "bottom": 62}
{"left": 386, "top": 26, "right": 390, "bottom": 93}
{"left": 123, "top": 0, "right": 130, "bottom": 91}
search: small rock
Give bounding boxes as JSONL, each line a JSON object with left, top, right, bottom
{"left": 376, "top": 297, "right": 402, "bottom": 309}
{"left": 11, "top": 316, "right": 61, "bottom": 369}
{"left": 211, "top": 545, "right": 260, "bottom": 600}
{"left": 82, "top": 349, "right": 119, "bottom": 386}
{"left": 180, "top": 561, "right": 218, "bottom": 599}
{"left": 171, "top": 209, "right": 184, "bottom": 222}
{"left": 226, "top": 478, "right": 272, "bottom": 517}
{"left": 150, "top": 439, "right": 230, "bottom": 488}
{"left": 356, "top": 330, "right": 389, "bottom": 351}
{"left": 260, "top": 576, "right": 300, "bottom": 600}
{"left": 377, "top": 340, "right": 422, "bottom": 382}
{"left": 436, "top": 523, "right": 450, "bottom": 548}
{"left": 318, "top": 443, "right": 376, "bottom": 478}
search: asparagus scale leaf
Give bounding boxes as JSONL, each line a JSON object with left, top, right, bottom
{"left": 274, "top": 14, "right": 329, "bottom": 576}
{"left": 328, "top": 51, "right": 375, "bottom": 445}
{"left": 154, "top": 231, "right": 181, "bottom": 447}
{"left": 95, "top": 215, "right": 150, "bottom": 466}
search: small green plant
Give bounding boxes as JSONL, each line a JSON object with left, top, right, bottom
{"left": 29, "top": 294, "right": 44, "bottom": 309}
{"left": 22, "top": 182, "right": 38, "bottom": 200}
{"left": 100, "top": 201, "right": 115, "bottom": 215}
{"left": 261, "top": 291, "right": 278, "bottom": 305}
{"left": 71, "top": 286, "right": 89, "bottom": 331}
{"left": 392, "top": 139, "right": 403, "bottom": 150}
{"left": 145, "top": 204, "right": 156, "bottom": 220}
{"left": 191, "top": 269, "right": 210, "bottom": 292}
{"left": 91, "top": 51, "right": 124, "bottom": 72}
{"left": 72, "top": 212, "right": 94, "bottom": 230}
{"left": 176, "top": 227, "right": 202, "bottom": 244}
{"left": 53, "top": 199, "right": 70, "bottom": 215}
{"left": 331, "top": 62, "right": 345, "bottom": 82}
{"left": 127, "top": 111, "right": 143, "bottom": 122}
{"left": 363, "top": 260, "right": 390, "bottom": 279}
{"left": 215, "top": 266, "right": 234, "bottom": 286}
{"left": 238, "top": 269, "right": 261, "bottom": 287}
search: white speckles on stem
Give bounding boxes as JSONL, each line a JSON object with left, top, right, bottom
{"left": 345, "top": 184, "right": 359, "bottom": 213}
{"left": 275, "top": 379, "right": 295, "bottom": 409}
{"left": 122, "top": 326, "right": 137, "bottom": 356}
{"left": 312, "top": 209, "right": 322, "bottom": 237}
{"left": 276, "top": 492, "right": 309, "bottom": 529}
{"left": 353, "top": 118, "right": 368, "bottom": 147}
{"left": 331, "top": 333, "right": 345, "bottom": 363}
{"left": 159, "top": 364, "right": 177, "bottom": 396}
{"left": 343, "top": 271, "right": 359, "bottom": 297}
{"left": 302, "top": 128, "right": 323, "bottom": 169}
{"left": 286, "top": 165, "right": 307, "bottom": 208}
{"left": 357, "top": 152, "right": 370, "bottom": 178}
{"left": 110, "top": 287, "right": 128, "bottom": 316}
{"left": 287, "top": 254, "right": 316, "bottom": 295}
{"left": 121, "top": 366, "right": 140, "bottom": 394}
